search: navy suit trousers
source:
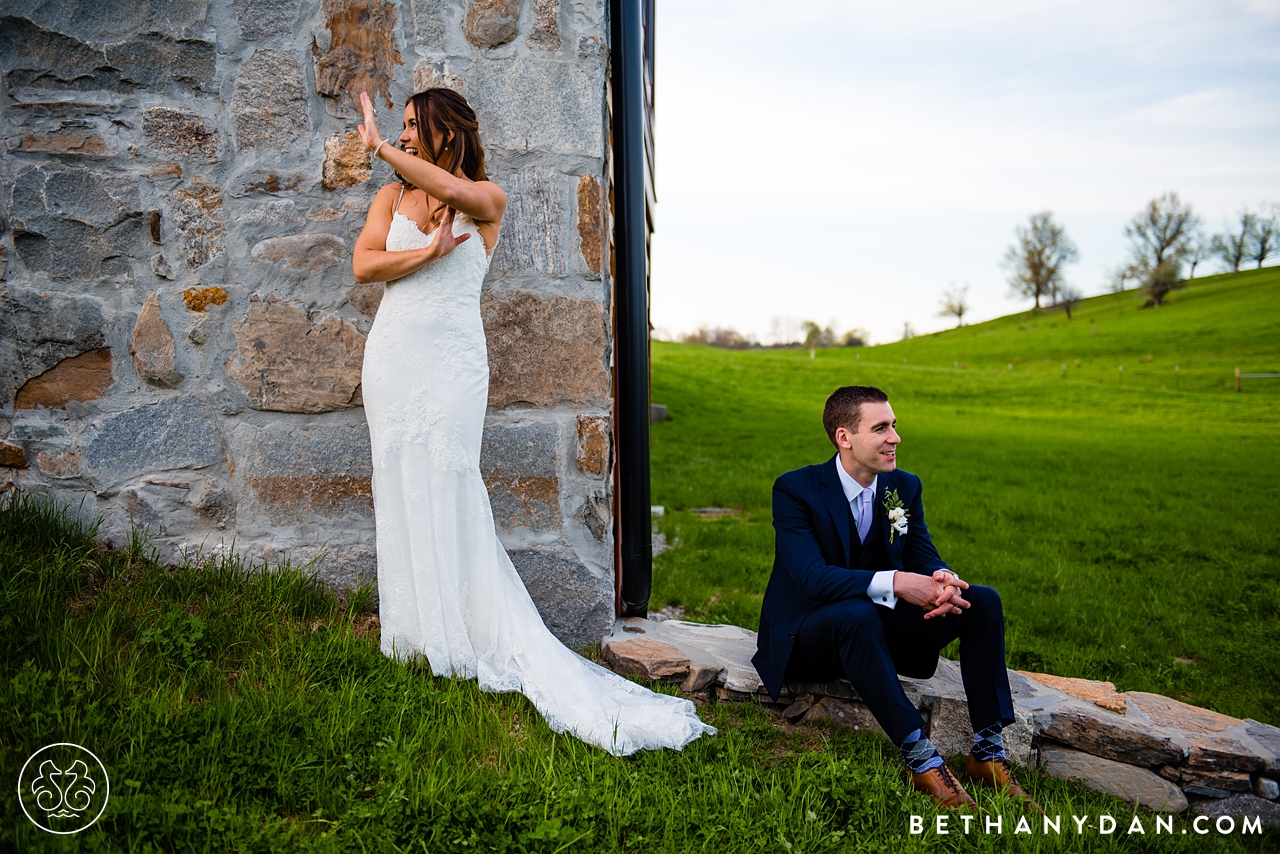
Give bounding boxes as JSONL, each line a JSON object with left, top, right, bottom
{"left": 784, "top": 585, "right": 1015, "bottom": 744}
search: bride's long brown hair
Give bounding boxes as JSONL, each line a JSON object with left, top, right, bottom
{"left": 405, "top": 88, "right": 489, "bottom": 225}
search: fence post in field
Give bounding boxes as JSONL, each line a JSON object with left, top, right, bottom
{"left": 1235, "top": 367, "right": 1241, "bottom": 392}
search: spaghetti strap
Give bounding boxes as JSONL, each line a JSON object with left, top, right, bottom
{"left": 393, "top": 184, "right": 406, "bottom": 213}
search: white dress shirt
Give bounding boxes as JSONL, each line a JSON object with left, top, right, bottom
{"left": 834, "top": 458, "right": 899, "bottom": 608}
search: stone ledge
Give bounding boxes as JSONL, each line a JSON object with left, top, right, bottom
{"left": 602, "top": 617, "right": 1280, "bottom": 820}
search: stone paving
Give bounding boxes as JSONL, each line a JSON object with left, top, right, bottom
{"left": 603, "top": 617, "right": 1280, "bottom": 820}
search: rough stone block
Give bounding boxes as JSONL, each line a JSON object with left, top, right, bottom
{"left": 472, "top": 58, "right": 604, "bottom": 157}
{"left": 1041, "top": 701, "right": 1187, "bottom": 767}
{"left": 576, "top": 414, "right": 609, "bottom": 476}
{"left": 18, "top": 131, "right": 109, "bottom": 156}
{"left": 234, "top": 0, "right": 300, "bottom": 40}
{"left": 508, "top": 548, "right": 612, "bottom": 651}
{"left": 464, "top": 0, "right": 519, "bottom": 48}
{"left": 1021, "top": 671, "right": 1127, "bottom": 714}
{"left": 602, "top": 636, "right": 690, "bottom": 681}
{"left": 805, "top": 696, "right": 883, "bottom": 733}
{"left": 1125, "top": 691, "right": 1240, "bottom": 732}
{"left": 480, "top": 420, "right": 560, "bottom": 531}
{"left": 576, "top": 174, "right": 603, "bottom": 277}
{"left": 527, "top": 0, "right": 561, "bottom": 51}
{"left": 1038, "top": 745, "right": 1188, "bottom": 813}
{"left": 227, "top": 296, "right": 366, "bottom": 413}
{"left": 80, "top": 395, "right": 223, "bottom": 481}
{"left": 130, "top": 292, "right": 184, "bottom": 388}
{"left": 410, "top": 0, "right": 450, "bottom": 49}
{"left": 347, "top": 282, "right": 384, "bottom": 317}
{"left": 233, "top": 50, "right": 310, "bottom": 153}
{"left": 483, "top": 291, "right": 610, "bottom": 408}
{"left": 312, "top": 0, "right": 402, "bottom": 116}
{"left": 1188, "top": 793, "right": 1280, "bottom": 827}
{"left": 235, "top": 421, "right": 373, "bottom": 525}
{"left": 142, "top": 107, "right": 218, "bottom": 160}
{"left": 250, "top": 234, "right": 346, "bottom": 272}
{"left": 490, "top": 169, "right": 565, "bottom": 277}
{"left": 1178, "top": 767, "right": 1252, "bottom": 794}
{"left": 1184, "top": 732, "right": 1266, "bottom": 773}
{"left": 37, "top": 450, "right": 82, "bottom": 479}
{"left": 0, "top": 442, "right": 27, "bottom": 468}
{"left": 576, "top": 488, "right": 610, "bottom": 542}
{"left": 413, "top": 60, "right": 466, "bottom": 94}
{"left": 14, "top": 350, "right": 114, "bottom": 411}
{"left": 166, "top": 177, "right": 225, "bottom": 270}
{"left": 1256, "top": 777, "right": 1279, "bottom": 800}
{"left": 322, "top": 131, "right": 373, "bottom": 189}
{"left": 1244, "top": 720, "right": 1280, "bottom": 775}
{"left": 486, "top": 476, "right": 560, "bottom": 531}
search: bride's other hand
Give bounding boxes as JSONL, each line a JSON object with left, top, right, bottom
{"left": 426, "top": 206, "right": 471, "bottom": 259}
{"left": 357, "top": 91, "right": 382, "bottom": 151}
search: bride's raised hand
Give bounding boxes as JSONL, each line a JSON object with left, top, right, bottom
{"left": 426, "top": 206, "right": 471, "bottom": 259}
{"left": 356, "top": 91, "right": 383, "bottom": 151}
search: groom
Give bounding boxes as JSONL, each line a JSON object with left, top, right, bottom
{"left": 752, "top": 385, "right": 1032, "bottom": 810}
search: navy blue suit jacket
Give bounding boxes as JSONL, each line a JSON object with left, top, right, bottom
{"left": 752, "top": 456, "right": 951, "bottom": 701}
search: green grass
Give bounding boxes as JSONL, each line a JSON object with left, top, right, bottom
{"left": 9, "top": 493, "right": 1274, "bottom": 851}
{"left": 650, "top": 268, "right": 1280, "bottom": 725}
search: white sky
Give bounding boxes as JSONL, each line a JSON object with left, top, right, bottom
{"left": 649, "top": 0, "right": 1280, "bottom": 344}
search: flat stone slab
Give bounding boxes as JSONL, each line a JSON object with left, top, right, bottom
{"left": 1039, "top": 745, "right": 1188, "bottom": 813}
{"left": 1020, "top": 671, "right": 1127, "bottom": 714}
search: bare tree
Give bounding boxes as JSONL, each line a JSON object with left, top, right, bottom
{"left": 937, "top": 283, "right": 971, "bottom": 327}
{"left": 1003, "top": 212, "right": 1079, "bottom": 310}
{"left": 1124, "top": 191, "right": 1200, "bottom": 275}
{"left": 1055, "top": 284, "right": 1084, "bottom": 320}
{"left": 1213, "top": 209, "right": 1256, "bottom": 273}
{"left": 1185, "top": 231, "right": 1215, "bottom": 279}
{"left": 901, "top": 322, "right": 916, "bottom": 341}
{"left": 1142, "top": 261, "right": 1184, "bottom": 307}
{"left": 1246, "top": 204, "right": 1278, "bottom": 269}
{"left": 679, "top": 326, "right": 754, "bottom": 349}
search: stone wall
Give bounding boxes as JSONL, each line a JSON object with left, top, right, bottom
{"left": 0, "top": 0, "right": 617, "bottom": 649}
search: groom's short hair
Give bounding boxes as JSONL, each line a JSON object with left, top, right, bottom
{"left": 823, "top": 385, "right": 889, "bottom": 445}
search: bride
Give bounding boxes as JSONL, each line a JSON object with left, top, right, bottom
{"left": 351, "top": 88, "right": 714, "bottom": 756}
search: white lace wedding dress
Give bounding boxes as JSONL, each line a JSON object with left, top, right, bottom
{"left": 360, "top": 202, "right": 715, "bottom": 756}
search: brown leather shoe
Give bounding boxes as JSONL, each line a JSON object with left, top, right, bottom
{"left": 905, "top": 764, "right": 976, "bottom": 811}
{"left": 964, "top": 754, "right": 1042, "bottom": 812}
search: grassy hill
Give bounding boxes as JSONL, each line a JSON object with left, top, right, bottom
{"left": 650, "top": 267, "right": 1280, "bottom": 724}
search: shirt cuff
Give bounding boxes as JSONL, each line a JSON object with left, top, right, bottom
{"left": 868, "top": 570, "right": 898, "bottom": 608}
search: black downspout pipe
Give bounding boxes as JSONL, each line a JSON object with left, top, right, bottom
{"left": 611, "top": 0, "right": 651, "bottom": 617}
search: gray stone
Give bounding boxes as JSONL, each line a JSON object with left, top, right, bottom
{"left": 80, "top": 395, "right": 223, "bottom": 481}
{"left": 250, "top": 234, "right": 346, "bottom": 272}
{"left": 480, "top": 421, "right": 560, "bottom": 531}
{"left": 527, "top": 0, "right": 560, "bottom": 51}
{"left": 233, "top": 0, "right": 300, "bottom": 40}
{"left": 413, "top": 60, "right": 466, "bottom": 95}
{"left": 0, "top": 288, "right": 108, "bottom": 407}
{"left": 509, "top": 548, "right": 612, "bottom": 651}
{"left": 410, "top": 0, "right": 450, "bottom": 49}
{"left": 1185, "top": 784, "right": 1232, "bottom": 799}
{"left": 1189, "top": 793, "right": 1280, "bottom": 828}
{"left": 141, "top": 107, "right": 218, "bottom": 160}
{"left": 1040, "top": 700, "right": 1187, "bottom": 767}
{"left": 576, "top": 35, "right": 603, "bottom": 59}
{"left": 472, "top": 59, "right": 604, "bottom": 157}
{"left": 1244, "top": 720, "right": 1280, "bottom": 775}
{"left": 464, "top": 0, "right": 519, "bottom": 48}
{"left": 1255, "top": 777, "right": 1279, "bottom": 800}
{"left": 105, "top": 34, "right": 216, "bottom": 92}
{"left": 1038, "top": 745, "right": 1188, "bottom": 813}
{"left": 233, "top": 421, "right": 373, "bottom": 525}
{"left": 166, "top": 177, "right": 225, "bottom": 270}
{"left": 233, "top": 50, "right": 310, "bottom": 153}
{"left": 489, "top": 169, "right": 565, "bottom": 278}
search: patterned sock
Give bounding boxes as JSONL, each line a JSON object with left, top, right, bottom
{"left": 898, "top": 728, "right": 945, "bottom": 773}
{"left": 970, "top": 723, "right": 1006, "bottom": 761}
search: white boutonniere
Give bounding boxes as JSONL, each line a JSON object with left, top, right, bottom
{"left": 883, "top": 489, "right": 909, "bottom": 543}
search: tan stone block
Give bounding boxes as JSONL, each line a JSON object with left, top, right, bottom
{"left": 483, "top": 291, "right": 610, "bottom": 408}
{"left": 464, "top": 0, "right": 519, "bottom": 48}
{"left": 1038, "top": 745, "right": 1188, "bottom": 813}
{"left": 413, "top": 60, "right": 466, "bottom": 95}
{"left": 576, "top": 174, "right": 603, "bottom": 276}
{"left": 15, "top": 349, "right": 114, "bottom": 410}
{"left": 322, "top": 131, "right": 372, "bottom": 190}
{"left": 19, "top": 132, "right": 109, "bottom": 155}
{"left": 36, "top": 450, "right": 82, "bottom": 479}
{"left": 130, "top": 292, "right": 184, "bottom": 389}
{"left": 1040, "top": 701, "right": 1186, "bottom": 767}
{"left": 1179, "top": 767, "right": 1252, "bottom": 793}
{"left": 227, "top": 296, "right": 366, "bottom": 413}
{"left": 250, "top": 233, "right": 346, "bottom": 272}
{"left": 147, "top": 162, "right": 183, "bottom": 178}
{"left": 602, "top": 636, "right": 690, "bottom": 682}
{"left": 1125, "top": 691, "right": 1241, "bottom": 733}
{"left": 1185, "top": 732, "right": 1266, "bottom": 773}
{"left": 1020, "top": 670, "right": 1126, "bottom": 714}
{"left": 484, "top": 475, "right": 561, "bottom": 532}
{"left": 527, "top": 0, "right": 561, "bottom": 51}
{"left": 313, "top": 0, "right": 402, "bottom": 115}
{"left": 246, "top": 474, "right": 372, "bottom": 523}
{"left": 237, "top": 173, "right": 307, "bottom": 195}
{"left": 0, "top": 442, "right": 27, "bottom": 468}
{"left": 141, "top": 107, "right": 218, "bottom": 159}
{"left": 576, "top": 414, "right": 610, "bottom": 475}
{"left": 347, "top": 281, "right": 384, "bottom": 317}
{"left": 182, "top": 286, "right": 229, "bottom": 313}
{"left": 166, "top": 177, "right": 225, "bottom": 270}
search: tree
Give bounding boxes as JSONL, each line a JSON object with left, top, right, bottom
{"left": 1213, "top": 209, "right": 1256, "bottom": 273}
{"left": 1142, "top": 261, "right": 1184, "bottom": 307}
{"left": 840, "top": 329, "right": 868, "bottom": 347}
{"left": 937, "top": 283, "right": 970, "bottom": 327}
{"left": 1246, "top": 204, "right": 1278, "bottom": 269}
{"left": 1055, "top": 284, "right": 1083, "bottom": 320}
{"left": 1185, "top": 231, "right": 1215, "bottom": 279}
{"left": 1003, "top": 212, "right": 1078, "bottom": 310}
{"left": 679, "top": 326, "right": 753, "bottom": 349}
{"left": 801, "top": 321, "right": 836, "bottom": 349}
{"left": 1123, "top": 191, "right": 1200, "bottom": 276}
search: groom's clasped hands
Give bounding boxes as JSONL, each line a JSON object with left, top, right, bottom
{"left": 895, "top": 569, "right": 972, "bottom": 620}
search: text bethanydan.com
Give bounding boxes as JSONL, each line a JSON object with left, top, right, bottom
{"left": 909, "top": 813, "right": 1264, "bottom": 837}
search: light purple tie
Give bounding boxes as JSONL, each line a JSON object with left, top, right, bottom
{"left": 854, "top": 486, "right": 874, "bottom": 543}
